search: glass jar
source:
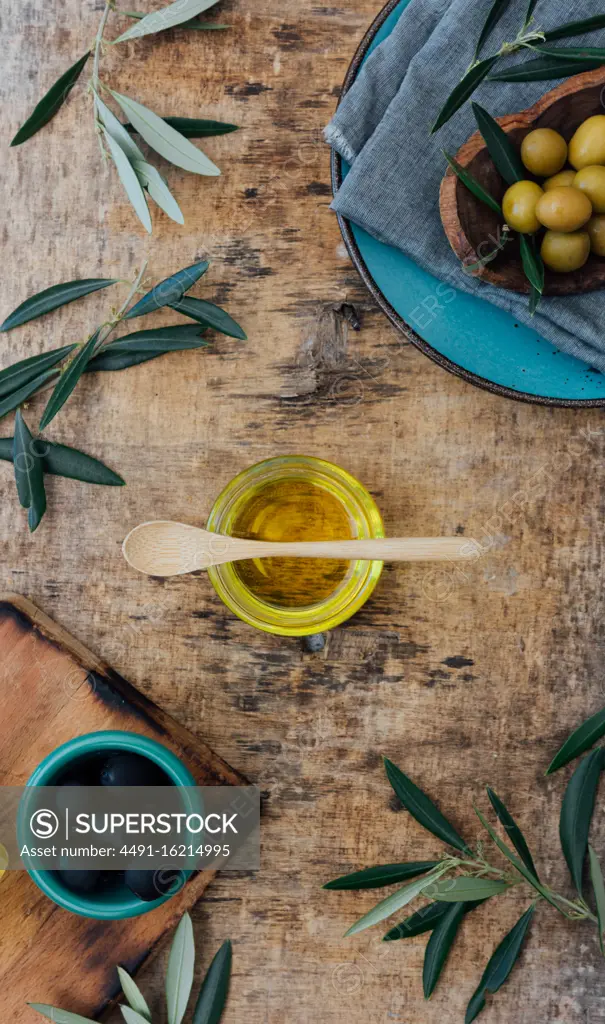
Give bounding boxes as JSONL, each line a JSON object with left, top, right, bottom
{"left": 206, "top": 455, "right": 384, "bottom": 636}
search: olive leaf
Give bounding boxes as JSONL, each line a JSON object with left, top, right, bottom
{"left": 0, "top": 346, "right": 75, "bottom": 399}
{"left": 423, "top": 901, "right": 466, "bottom": 998}
{"left": 559, "top": 747, "right": 603, "bottom": 895}
{"left": 544, "top": 14, "right": 605, "bottom": 41}
{"left": 323, "top": 861, "right": 440, "bottom": 891}
{"left": 96, "top": 95, "right": 146, "bottom": 163}
{"left": 443, "top": 151, "right": 502, "bottom": 215}
{"left": 0, "top": 369, "right": 59, "bottom": 421}
{"left": 11, "top": 52, "right": 91, "bottom": 146}
{"left": 110, "top": 91, "right": 220, "bottom": 176}
{"left": 474, "top": 0, "right": 512, "bottom": 59}
{"left": 589, "top": 845, "right": 605, "bottom": 956}
{"left": 344, "top": 866, "right": 449, "bottom": 937}
{"left": 489, "top": 54, "right": 602, "bottom": 82}
{"left": 462, "top": 227, "right": 511, "bottom": 275}
{"left": 121, "top": 9, "right": 229, "bottom": 29}
{"left": 519, "top": 234, "right": 545, "bottom": 314}
{"left": 170, "top": 297, "right": 247, "bottom": 339}
{"left": 121, "top": 1009, "right": 149, "bottom": 1024}
{"left": 87, "top": 326, "right": 208, "bottom": 371}
{"left": 383, "top": 901, "right": 451, "bottom": 940}
{"left": 422, "top": 877, "right": 509, "bottom": 902}
{"left": 384, "top": 758, "right": 471, "bottom": 854}
{"left": 431, "top": 56, "right": 499, "bottom": 134}
{"left": 39, "top": 330, "right": 101, "bottom": 430}
{"left": 117, "top": 967, "right": 151, "bottom": 1021}
{"left": 473, "top": 804, "right": 561, "bottom": 912}
{"left": 29, "top": 1006, "right": 97, "bottom": 1024}
{"left": 102, "top": 129, "right": 152, "bottom": 234}
{"left": 166, "top": 912, "right": 195, "bottom": 1024}
{"left": 384, "top": 898, "right": 485, "bottom": 941}
{"left": 547, "top": 705, "right": 605, "bottom": 774}
{"left": 132, "top": 160, "right": 185, "bottom": 225}
{"left": 1, "top": 279, "right": 117, "bottom": 332}
{"left": 130, "top": 116, "right": 238, "bottom": 137}
{"left": 192, "top": 939, "right": 232, "bottom": 1024}
{"left": 486, "top": 788, "right": 539, "bottom": 879}
{"left": 465, "top": 906, "right": 534, "bottom": 1023}
{"left": 537, "top": 45, "right": 605, "bottom": 61}
{"left": 471, "top": 103, "right": 525, "bottom": 185}
{"left": 125, "top": 260, "right": 210, "bottom": 318}
{"left": 13, "top": 410, "right": 46, "bottom": 533}
{"left": 0, "top": 438, "right": 124, "bottom": 485}
{"left": 114, "top": 0, "right": 221, "bottom": 43}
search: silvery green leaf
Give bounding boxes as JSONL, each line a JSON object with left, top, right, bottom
{"left": 344, "top": 866, "right": 448, "bottom": 937}
{"left": 114, "top": 0, "right": 221, "bottom": 42}
{"left": 423, "top": 877, "right": 509, "bottom": 902}
{"left": 95, "top": 95, "right": 145, "bottom": 163}
{"left": 11, "top": 52, "right": 91, "bottom": 146}
{"left": 121, "top": 1008, "right": 150, "bottom": 1024}
{"left": 166, "top": 913, "right": 195, "bottom": 1024}
{"left": 111, "top": 92, "right": 220, "bottom": 176}
{"left": 1, "top": 278, "right": 117, "bottom": 332}
{"left": 133, "top": 160, "right": 185, "bottom": 224}
{"left": 29, "top": 1006, "right": 98, "bottom": 1024}
{"left": 39, "top": 330, "right": 101, "bottom": 430}
{"left": 102, "top": 129, "right": 152, "bottom": 234}
{"left": 118, "top": 967, "right": 152, "bottom": 1021}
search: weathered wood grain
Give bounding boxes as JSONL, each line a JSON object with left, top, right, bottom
{"left": 2, "top": 1, "right": 605, "bottom": 1022}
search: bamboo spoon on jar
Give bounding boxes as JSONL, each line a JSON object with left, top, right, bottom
{"left": 122, "top": 520, "right": 478, "bottom": 577}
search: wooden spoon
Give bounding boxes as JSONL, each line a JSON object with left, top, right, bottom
{"left": 122, "top": 520, "right": 477, "bottom": 577}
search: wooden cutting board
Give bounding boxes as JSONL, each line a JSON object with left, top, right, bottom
{"left": 0, "top": 593, "right": 247, "bottom": 1023}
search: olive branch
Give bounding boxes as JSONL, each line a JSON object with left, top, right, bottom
{"left": 432, "top": 2, "right": 605, "bottom": 134}
{"left": 324, "top": 706, "right": 605, "bottom": 1022}
{"left": 0, "top": 257, "right": 246, "bottom": 532}
{"left": 30, "top": 912, "right": 232, "bottom": 1024}
{"left": 11, "top": 0, "right": 239, "bottom": 233}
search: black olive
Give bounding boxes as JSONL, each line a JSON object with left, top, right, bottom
{"left": 56, "top": 779, "right": 90, "bottom": 814}
{"left": 125, "top": 868, "right": 183, "bottom": 901}
{"left": 57, "top": 868, "right": 102, "bottom": 893}
{"left": 100, "top": 753, "right": 170, "bottom": 787}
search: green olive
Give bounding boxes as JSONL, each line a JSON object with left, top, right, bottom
{"left": 541, "top": 230, "right": 590, "bottom": 272}
{"left": 521, "top": 128, "right": 567, "bottom": 177}
{"left": 502, "top": 180, "right": 543, "bottom": 233}
{"left": 586, "top": 214, "right": 605, "bottom": 257}
{"left": 573, "top": 165, "right": 605, "bottom": 214}
{"left": 569, "top": 115, "right": 605, "bottom": 170}
{"left": 543, "top": 169, "right": 576, "bottom": 191}
{"left": 535, "top": 186, "right": 592, "bottom": 232}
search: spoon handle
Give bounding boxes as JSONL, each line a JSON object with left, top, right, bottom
{"left": 224, "top": 537, "right": 474, "bottom": 562}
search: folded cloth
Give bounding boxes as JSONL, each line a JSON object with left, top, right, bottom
{"left": 326, "top": 0, "right": 605, "bottom": 372}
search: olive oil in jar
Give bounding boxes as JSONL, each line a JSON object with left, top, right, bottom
{"left": 231, "top": 478, "right": 354, "bottom": 607}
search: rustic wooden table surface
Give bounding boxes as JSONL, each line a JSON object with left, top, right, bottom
{"left": 3, "top": 1, "right": 605, "bottom": 1022}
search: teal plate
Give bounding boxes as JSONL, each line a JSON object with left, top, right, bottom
{"left": 331, "top": 0, "right": 605, "bottom": 406}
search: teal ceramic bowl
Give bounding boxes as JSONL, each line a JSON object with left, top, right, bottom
{"left": 21, "top": 730, "right": 197, "bottom": 920}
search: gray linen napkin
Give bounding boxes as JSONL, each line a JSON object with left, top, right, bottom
{"left": 326, "top": 0, "right": 605, "bottom": 372}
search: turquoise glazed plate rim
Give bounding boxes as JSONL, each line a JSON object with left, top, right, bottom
{"left": 20, "top": 730, "right": 197, "bottom": 920}
{"left": 331, "top": 0, "right": 605, "bottom": 406}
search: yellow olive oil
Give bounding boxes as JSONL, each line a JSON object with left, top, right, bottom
{"left": 231, "top": 478, "right": 354, "bottom": 607}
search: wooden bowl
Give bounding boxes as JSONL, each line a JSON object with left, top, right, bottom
{"left": 439, "top": 67, "right": 605, "bottom": 295}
